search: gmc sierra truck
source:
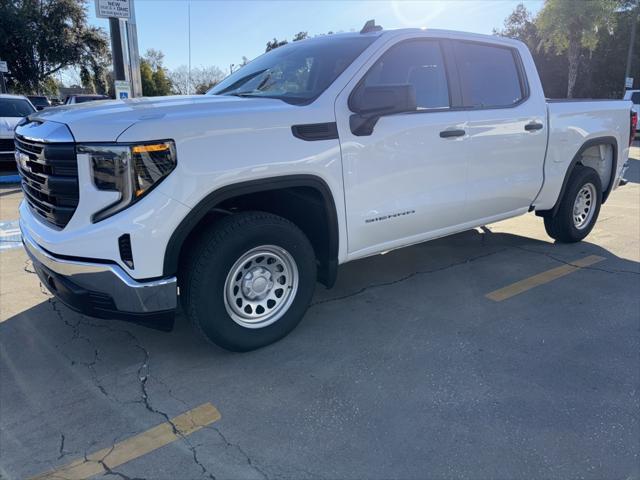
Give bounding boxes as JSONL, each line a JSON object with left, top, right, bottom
{"left": 17, "top": 24, "right": 635, "bottom": 351}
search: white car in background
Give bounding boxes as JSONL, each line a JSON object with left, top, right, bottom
{"left": 624, "top": 90, "right": 639, "bottom": 138}
{"left": 0, "top": 94, "right": 36, "bottom": 163}
{"left": 624, "top": 89, "right": 639, "bottom": 113}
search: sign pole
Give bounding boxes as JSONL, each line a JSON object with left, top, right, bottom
{"left": 126, "top": 0, "right": 143, "bottom": 97}
{"left": 109, "top": 18, "right": 127, "bottom": 82}
{"left": 0, "top": 60, "right": 7, "bottom": 93}
{"left": 96, "top": 0, "right": 139, "bottom": 97}
{"left": 624, "top": 0, "right": 639, "bottom": 91}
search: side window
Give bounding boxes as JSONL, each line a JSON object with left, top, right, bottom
{"left": 453, "top": 41, "right": 525, "bottom": 108}
{"left": 631, "top": 92, "right": 640, "bottom": 105}
{"left": 362, "top": 40, "right": 450, "bottom": 110}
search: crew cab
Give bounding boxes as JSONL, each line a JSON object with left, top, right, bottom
{"left": 17, "top": 24, "right": 635, "bottom": 351}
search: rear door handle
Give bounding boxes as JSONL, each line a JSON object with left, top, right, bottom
{"left": 439, "top": 129, "right": 465, "bottom": 138}
{"left": 525, "top": 122, "right": 544, "bottom": 131}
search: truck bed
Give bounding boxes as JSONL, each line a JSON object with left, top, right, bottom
{"left": 533, "top": 99, "right": 632, "bottom": 211}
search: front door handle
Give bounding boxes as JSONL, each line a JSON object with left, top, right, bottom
{"left": 525, "top": 122, "right": 544, "bottom": 131}
{"left": 439, "top": 129, "right": 465, "bottom": 138}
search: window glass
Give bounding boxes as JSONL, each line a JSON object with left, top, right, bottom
{"left": 454, "top": 42, "right": 524, "bottom": 108}
{"left": 631, "top": 92, "right": 640, "bottom": 104}
{"left": 209, "top": 36, "right": 376, "bottom": 104}
{"left": 361, "top": 40, "right": 450, "bottom": 109}
{"left": 0, "top": 98, "right": 35, "bottom": 117}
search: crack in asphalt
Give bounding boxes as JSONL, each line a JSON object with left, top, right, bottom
{"left": 310, "top": 247, "right": 511, "bottom": 307}
{"left": 48, "top": 298, "right": 111, "bottom": 399}
{"left": 82, "top": 444, "right": 145, "bottom": 480}
{"left": 55, "top": 433, "right": 80, "bottom": 461}
{"left": 37, "top": 288, "right": 219, "bottom": 480}
{"left": 203, "top": 425, "right": 269, "bottom": 480}
{"left": 79, "top": 319, "right": 219, "bottom": 480}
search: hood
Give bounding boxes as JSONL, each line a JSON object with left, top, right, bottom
{"left": 30, "top": 95, "right": 292, "bottom": 142}
{"left": 0, "top": 117, "right": 23, "bottom": 137}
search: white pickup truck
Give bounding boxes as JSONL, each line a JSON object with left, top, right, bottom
{"left": 17, "top": 24, "right": 635, "bottom": 351}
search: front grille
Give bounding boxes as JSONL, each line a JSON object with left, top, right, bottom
{"left": 0, "top": 138, "right": 14, "bottom": 152}
{"left": 15, "top": 135, "right": 79, "bottom": 228}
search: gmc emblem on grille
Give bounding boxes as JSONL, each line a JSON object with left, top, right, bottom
{"left": 15, "top": 150, "right": 29, "bottom": 171}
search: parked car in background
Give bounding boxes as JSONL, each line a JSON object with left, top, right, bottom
{"left": 27, "top": 95, "right": 52, "bottom": 111}
{"left": 624, "top": 89, "right": 639, "bottom": 114}
{"left": 64, "top": 94, "right": 109, "bottom": 105}
{"left": 624, "top": 90, "right": 639, "bottom": 138}
{"left": 17, "top": 26, "right": 635, "bottom": 351}
{"left": 0, "top": 94, "right": 35, "bottom": 163}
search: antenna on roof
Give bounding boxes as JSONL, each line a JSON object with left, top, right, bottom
{"left": 360, "top": 19, "right": 382, "bottom": 34}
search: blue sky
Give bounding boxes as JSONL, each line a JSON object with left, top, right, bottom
{"left": 86, "top": 0, "right": 544, "bottom": 74}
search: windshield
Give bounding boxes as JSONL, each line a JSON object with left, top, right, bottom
{"left": 0, "top": 98, "right": 36, "bottom": 117}
{"left": 209, "top": 35, "right": 376, "bottom": 104}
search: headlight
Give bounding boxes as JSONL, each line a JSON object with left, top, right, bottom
{"left": 78, "top": 140, "right": 177, "bottom": 222}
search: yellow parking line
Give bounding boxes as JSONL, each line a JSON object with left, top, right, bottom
{"left": 486, "top": 255, "right": 606, "bottom": 302}
{"left": 31, "top": 402, "right": 221, "bottom": 480}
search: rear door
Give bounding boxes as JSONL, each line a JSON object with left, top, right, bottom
{"left": 452, "top": 40, "right": 547, "bottom": 219}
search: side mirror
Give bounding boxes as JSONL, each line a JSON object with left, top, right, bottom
{"left": 349, "top": 84, "right": 417, "bottom": 136}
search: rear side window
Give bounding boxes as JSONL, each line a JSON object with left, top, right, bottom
{"left": 631, "top": 92, "right": 640, "bottom": 104}
{"left": 453, "top": 41, "right": 525, "bottom": 108}
{"left": 362, "top": 40, "right": 450, "bottom": 110}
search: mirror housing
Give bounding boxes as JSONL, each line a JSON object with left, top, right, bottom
{"left": 349, "top": 85, "right": 417, "bottom": 136}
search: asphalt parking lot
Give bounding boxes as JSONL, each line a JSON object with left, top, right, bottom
{"left": 1, "top": 146, "right": 639, "bottom": 480}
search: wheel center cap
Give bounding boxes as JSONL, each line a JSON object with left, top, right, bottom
{"left": 252, "top": 277, "right": 268, "bottom": 293}
{"left": 242, "top": 268, "right": 273, "bottom": 299}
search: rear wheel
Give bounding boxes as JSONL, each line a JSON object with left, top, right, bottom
{"left": 543, "top": 165, "right": 602, "bottom": 243}
{"left": 183, "top": 212, "right": 317, "bottom": 351}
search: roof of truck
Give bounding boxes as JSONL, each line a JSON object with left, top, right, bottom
{"left": 300, "top": 27, "right": 524, "bottom": 49}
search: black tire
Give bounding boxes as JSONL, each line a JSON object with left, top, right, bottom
{"left": 183, "top": 211, "right": 317, "bottom": 351}
{"left": 544, "top": 165, "right": 602, "bottom": 243}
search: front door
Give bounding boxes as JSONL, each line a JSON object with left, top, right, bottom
{"left": 335, "top": 38, "right": 471, "bottom": 258}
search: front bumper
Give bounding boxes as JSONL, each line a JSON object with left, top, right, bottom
{"left": 22, "top": 225, "right": 177, "bottom": 331}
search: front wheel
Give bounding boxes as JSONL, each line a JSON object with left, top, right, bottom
{"left": 183, "top": 212, "right": 317, "bottom": 351}
{"left": 543, "top": 165, "right": 602, "bottom": 243}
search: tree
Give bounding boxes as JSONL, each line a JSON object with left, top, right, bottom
{"left": 266, "top": 38, "right": 288, "bottom": 52}
{"left": 192, "top": 65, "right": 225, "bottom": 94}
{"left": 140, "top": 59, "right": 156, "bottom": 96}
{"left": 144, "top": 48, "right": 165, "bottom": 71}
{"left": 497, "top": 1, "right": 639, "bottom": 99}
{"left": 168, "top": 65, "right": 225, "bottom": 95}
{"left": 494, "top": 3, "right": 569, "bottom": 98}
{"left": 265, "top": 31, "right": 310, "bottom": 52}
{"left": 0, "top": 0, "right": 109, "bottom": 93}
{"left": 140, "top": 50, "right": 172, "bottom": 96}
{"left": 581, "top": 3, "right": 640, "bottom": 97}
{"left": 292, "top": 31, "right": 309, "bottom": 42}
{"left": 537, "top": 0, "right": 617, "bottom": 97}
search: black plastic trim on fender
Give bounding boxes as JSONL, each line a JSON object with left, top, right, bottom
{"left": 291, "top": 122, "right": 339, "bottom": 141}
{"left": 536, "top": 136, "right": 618, "bottom": 218}
{"left": 164, "top": 175, "right": 340, "bottom": 287}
